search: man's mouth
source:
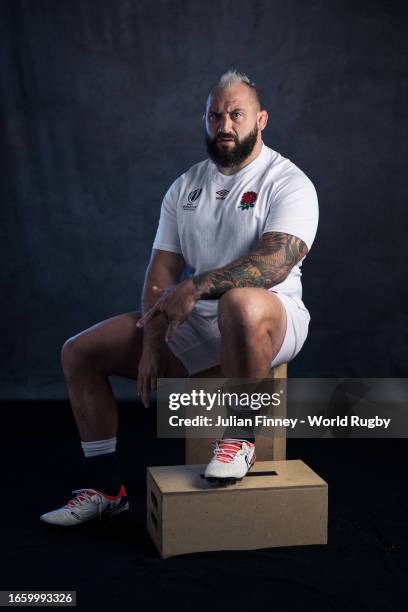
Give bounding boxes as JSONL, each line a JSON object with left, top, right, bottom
{"left": 217, "top": 136, "right": 236, "bottom": 144}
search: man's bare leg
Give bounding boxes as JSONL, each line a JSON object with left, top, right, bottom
{"left": 61, "top": 311, "right": 188, "bottom": 442}
{"left": 199, "top": 289, "right": 286, "bottom": 474}
{"left": 40, "top": 312, "right": 189, "bottom": 524}
{"left": 217, "top": 288, "right": 287, "bottom": 377}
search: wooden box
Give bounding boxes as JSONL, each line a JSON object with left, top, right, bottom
{"left": 147, "top": 460, "right": 328, "bottom": 558}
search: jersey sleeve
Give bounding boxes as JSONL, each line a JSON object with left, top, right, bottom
{"left": 152, "top": 177, "right": 183, "bottom": 254}
{"left": 262, "top": 171, "right": 319, "bottom": 251}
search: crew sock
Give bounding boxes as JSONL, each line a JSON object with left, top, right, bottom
{"left": 81, "top": 437, "right": 117, "bottom": 457}
{"left": 80, "top": 437, "right": 122, "bottom": 496}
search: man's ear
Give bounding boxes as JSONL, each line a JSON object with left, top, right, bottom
{"left": 258, "top": 110, "right": 268, "bottom": 131}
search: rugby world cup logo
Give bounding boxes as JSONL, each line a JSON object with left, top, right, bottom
{"left": 183, "top": 188, "right": 202, "bottom": 210}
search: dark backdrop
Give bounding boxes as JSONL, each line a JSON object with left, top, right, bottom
{"left": 2, "top": 0, "right": 407, "bottom": 399}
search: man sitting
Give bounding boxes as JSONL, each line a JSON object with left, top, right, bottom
{"left": 40, "top": 69, "right": 318, "bottom": 526}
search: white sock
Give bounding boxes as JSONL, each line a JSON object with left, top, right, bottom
{"left": 81, "top": 437, "right": 117, "bottom": 458}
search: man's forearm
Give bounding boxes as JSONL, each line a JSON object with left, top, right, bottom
{"left": 141, "top": 267, "right": 182, "bottom": 345}
{"left": 191, "top": 232, "right": 308, "bottom": 299}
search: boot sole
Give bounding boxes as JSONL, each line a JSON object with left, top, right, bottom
{"left": 204, "top": 458, "right": 256, "bottom": 486}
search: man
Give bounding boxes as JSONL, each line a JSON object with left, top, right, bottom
{"left": 40, "top": 70, "right": 318, "bottom": 526}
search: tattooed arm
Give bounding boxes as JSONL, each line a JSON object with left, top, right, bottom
{"left": 136, "top": 232, "right": 308, "bottom": 341}
{"left": 191, "top": 231, "right": 308, "bottom": 299}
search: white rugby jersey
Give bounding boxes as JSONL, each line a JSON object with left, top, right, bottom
{"left": 152, "top": 143, "right": 319, "bottom": 317}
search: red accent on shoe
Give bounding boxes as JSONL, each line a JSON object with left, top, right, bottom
{"left": 94, "top": 484, "right": 127, "bottom": 500}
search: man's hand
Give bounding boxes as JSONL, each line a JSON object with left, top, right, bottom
{"left": 136, "top": 279, "right": 201, "bottom": 342}
{"left": 137, "top": 342, "right": 166, "bottom": 408}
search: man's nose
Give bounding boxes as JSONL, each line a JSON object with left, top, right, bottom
{"left": 218, "top": 113, "right": 233, "bottom": 134}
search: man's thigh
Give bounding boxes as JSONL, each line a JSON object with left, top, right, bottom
{"left": 168, "top": 289, "right": 288, "bottom": 376}
{"left": 170, "top": 287, "right": 310, "bottom": 378}
{"left": 219, "top": 288, "right": 311, "bottom": 366}
{"left": 64, "top": 311, "right": 188, "bottom": 379}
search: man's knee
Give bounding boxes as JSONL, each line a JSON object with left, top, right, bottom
{"left": 61, "top": 311, "right": 143, "bottom": 378}
{"left": 218, "top": 288, "right": 270, "bottom": 336}
{"left": 61, "top": 333, "right": 92, "bottom": 377}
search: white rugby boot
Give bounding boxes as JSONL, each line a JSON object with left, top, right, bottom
{"left": 40, "top": 485, "right": 129, "bottom": 526}
{"left": 204, "top": 439, "right": 256, "bottom": 484}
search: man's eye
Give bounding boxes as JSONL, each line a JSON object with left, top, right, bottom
{"left": 208, "top": 112, "right": 219, "bottom": 120}
{"left": 231, "top": 112, "right": 242, "bottom": 119}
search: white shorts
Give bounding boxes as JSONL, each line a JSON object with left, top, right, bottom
{"left": 167, "top": 292, "right": 311, "bottom": 376}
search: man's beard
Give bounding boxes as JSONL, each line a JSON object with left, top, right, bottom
{"left": 205, "top": 124, "right": 259, "bottom": 168}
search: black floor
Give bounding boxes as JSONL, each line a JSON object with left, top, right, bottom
{"left": 1, "top": 401, "right": 407, "bottom": 611}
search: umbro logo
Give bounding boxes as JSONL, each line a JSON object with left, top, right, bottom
{"left": 216, "top": 189, "right": 229, "bottom": 200}
{"left": 183, "top": 188, "right": 202, "bottom": 210}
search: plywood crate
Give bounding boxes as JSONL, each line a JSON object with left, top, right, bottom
{"left": 147, "top": 460, "right": 328, "bottom": 558}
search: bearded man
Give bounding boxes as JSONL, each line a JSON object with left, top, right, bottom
{"left": 40, "top": 70, "right": 318, "bottom": 526}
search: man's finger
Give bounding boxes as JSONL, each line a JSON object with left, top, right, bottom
{"left": 152, "top": 285, "right": 165, "bottom": 294}
{"left": 138, "top": 371, "right": 147, "bottom": 407}
{"left": 150, "top": 374, "right": 157, "bottom": 393}
{"left": 165, "top": 319, "right": 181, "bottom": 343}
{"left": 142, "top": 376, "right": 150, "bottom": 408}
{"left": 136, "top": 304, "right": 160, "bottom": 328}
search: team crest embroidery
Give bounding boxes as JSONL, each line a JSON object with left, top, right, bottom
{"left": 239, "top": 191, "right": 257, "bottom": 210}
{"left": 216, "top": 189, "right": 229, "bottom": 200}
{"left": 183, "top": 188, "right": 202, "bottom": 210}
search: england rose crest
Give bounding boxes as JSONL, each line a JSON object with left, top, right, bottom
{"left": 239, "top": 191, "right": 257, "bottom": 210}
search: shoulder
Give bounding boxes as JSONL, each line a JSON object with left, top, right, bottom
{"left": 264, "top": 146, "right": 317, "bottom": 195}
{"left": 165, "top": 158, "right": 211, "bottom": 196}
{"left": 175, "top": 157, "right": 211, "bottom": 184}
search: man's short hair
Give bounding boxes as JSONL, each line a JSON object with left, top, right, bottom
{"left": 211, "top": 69, "right": 262, "bottom": 109}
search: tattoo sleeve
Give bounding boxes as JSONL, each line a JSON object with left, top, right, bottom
{"left": 192, "top": 232, "right": 308, "bottom": 299}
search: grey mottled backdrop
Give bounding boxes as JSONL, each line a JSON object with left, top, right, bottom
{"left": 1, "top": 0, "right": 407, "bottom": 399}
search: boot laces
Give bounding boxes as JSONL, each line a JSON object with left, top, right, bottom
{"left": 64, "top": 489, "right": 103, "bottom": 518}
{"left": 212, "top": 439, "right": 250, "bottom": 463}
